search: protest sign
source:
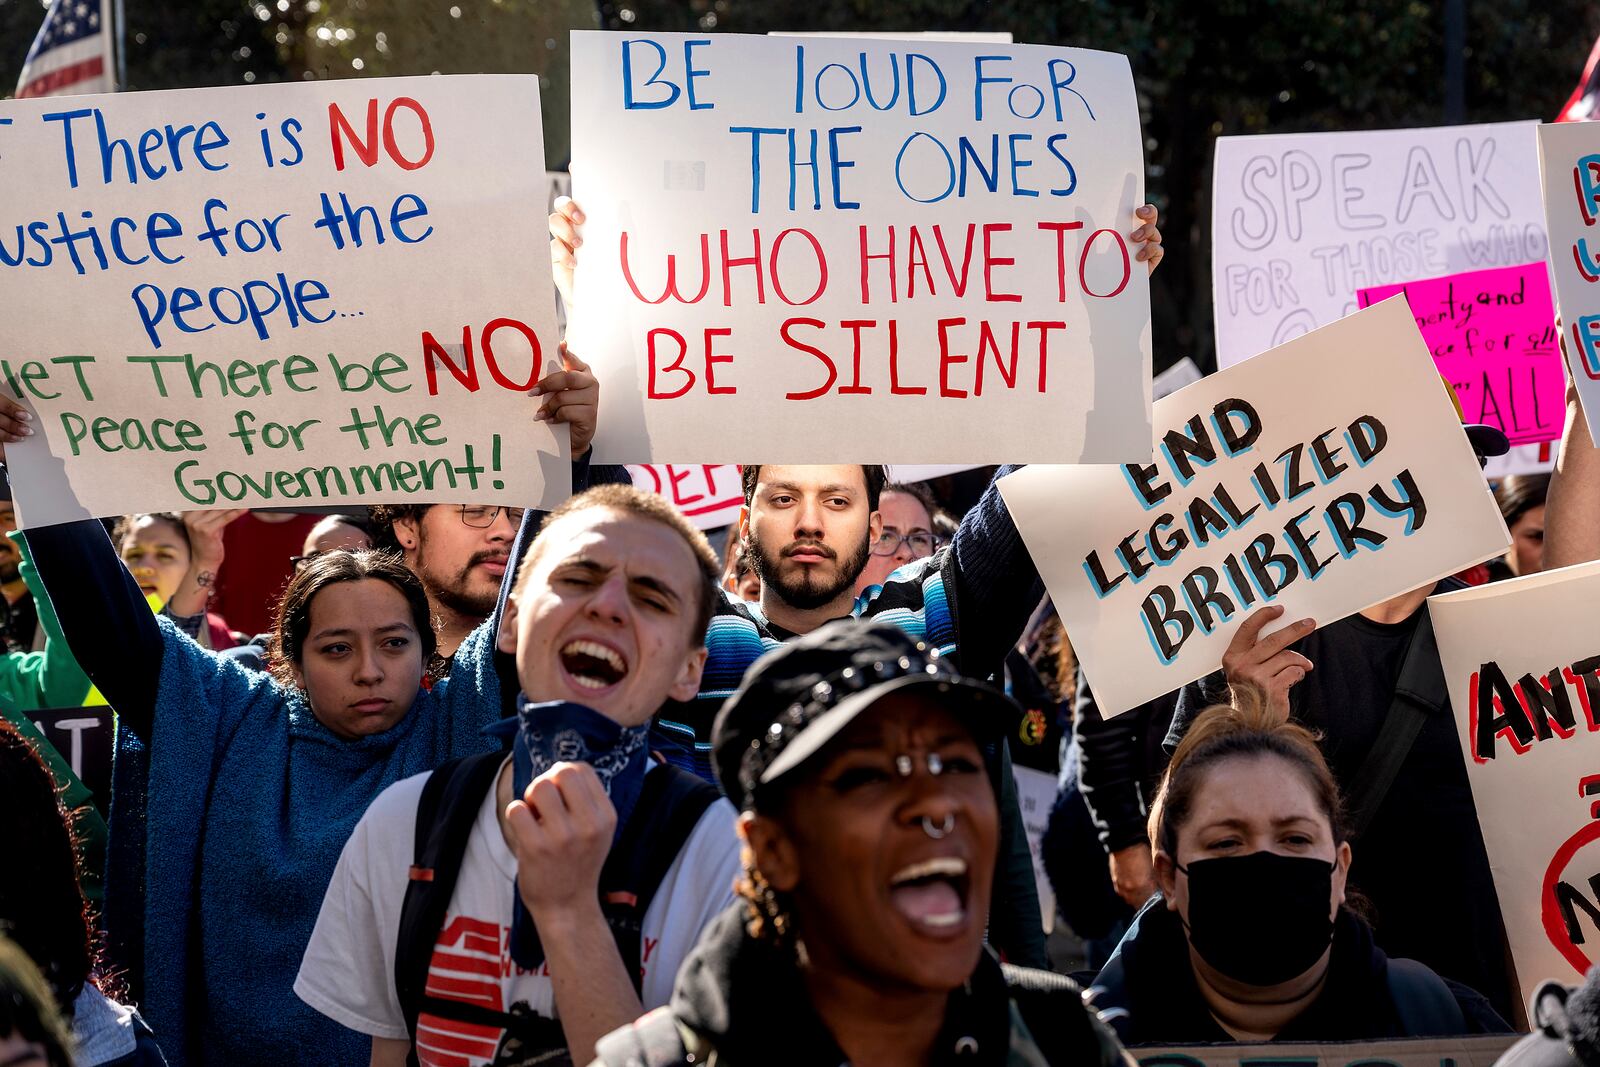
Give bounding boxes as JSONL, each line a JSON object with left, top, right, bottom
{"left": 0, "top": 76, "right": 568, "bottom": 528}
{"left": 627, "top": 463, "right": 744, "bottom": 530}
{"left": 1011, "top": 764, "right": 1057, "bottom": 935}
{"left": 1135, "top": 1035, "right": 1517, "bottom": 1067}
{"left": 1431, "top": 558, "right": 1600, "bottom": 1006}
{"left": 1486, "top": 440, "right": 1557, "bottom": 478}
{"left": 1356, "top": 263, "right": 1563, "bottom": 445}
{"left": 1537, "top": 121, "right": 1600, "bottom": 445}
{"left": 1213, "top": 121, "right": 1546, "bottom": 369}
{"left": 31, "top": 706, "right": 114, "bottom": 806}
{"left": 1153, "top": 356, "right": 1202, "bottom": 400}
{"left": 569, "top": 31, "right": 1151, "bottom": 464}
{"left": 1000, "top": 297, "right": 1509, "bottom": 715}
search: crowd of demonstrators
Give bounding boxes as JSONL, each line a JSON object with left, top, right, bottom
{"left": 1089, "top": 684, "right": 1508, "bottom": 1043}
{"left": 0, "top": 721, "right": 165, "bottom": 1066}
{"left": 3, "top": 151, "right": 1600, "bottom": 1067}
{"left": 27, "top": 511, "right": 509, "bottom": 1066}
{"left": 296, "top": 485, "right": 741, "bottom": 1066}
{"left": 594, "top": 620, "right": 1128, "bottom": 1067}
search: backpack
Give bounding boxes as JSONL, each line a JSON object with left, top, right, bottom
{"left": 395, "top": 751, "right": 722, "bottom": 1067}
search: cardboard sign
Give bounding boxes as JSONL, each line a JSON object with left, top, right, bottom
{"left": 627, "top": 464, "right": 744, "bottom": 530}
{"left": 1486, "top": 441, "right": 1557, "bottom": 479}
{"left": 1431, "top": 558, "right": 1600, "bottom": 1006}
{"left": 569, "top": 31, "right": 1151, "bottom": 464}
{"left": 31, "top": 706, "right": 113, "bottom": 805}
{"left": 1011, "top": 764, "right": 1057, "bottom": 935}
{"left": 1153, "top": 356, "right": 1202, "bottom": 400}
{"left": 1357, "top": 263, "right": 1563, "bottom": 445}
{"left": 1135, "top": 1035, "right": 1518, "bottom": 1067}
{"left": 1213, "top": 121, "right": 1546, "bottom": 369}
{"left": 1537, "top": 121, "right": 1600, "bottom": 445}
{"left": 1000, "top": 297, "right": 1509, "bottom": 715}
{"left": 0, "top": 76, "right": 569, "bottom": 528}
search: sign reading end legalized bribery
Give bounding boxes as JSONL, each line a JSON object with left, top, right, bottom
{"left": 0, "top": 75, "right": 568, "bottom": 528}
{"left": 1000, "top": 297, "right": 1509, "bottom": 715}
{"left": 1431, "top": 559, "right": 1600, "bottom": 1007}
{"left": 570, "top": 31, "right": 1151, "bottom": 464}
{"left": 1537, "top": 121, "right": 1600, "bottom": 446}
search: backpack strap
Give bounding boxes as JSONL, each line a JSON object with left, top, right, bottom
{"left": 595, "top": 764, "right": 722, "bottom": 987}
{"left": 1344, "top": 613, "right": 1446, "bottom": 841}
{"left": 1386, "top": 957, "right": 1467, "bottom": 1036}
{"left": 397, "top": 757, "right": 720, "bottom": 1065}
{"left": 591, "top": 1007, "right": 693, "bottom": 1067}
{"left": 395, "top": 751, "right": 508, "bottom": 1067}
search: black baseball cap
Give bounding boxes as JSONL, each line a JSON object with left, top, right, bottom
{"left": 712, "top": 618, "right": 1016, "bottom": 810}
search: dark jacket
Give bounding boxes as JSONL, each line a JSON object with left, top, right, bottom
{"left": 1162, "top": 581, "right": 1517, "bottom": 1022}
{"left": 593, "top": 904, "right": 1130, "bottom": 1067}
{"left": 1089, "top": 899, "right": 1508, "bottom": 1046}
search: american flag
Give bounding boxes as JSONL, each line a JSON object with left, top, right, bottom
{"left": 1560, "top": 35, "right": 1600, "bottom": 122}
{"left": 15, "top": 0, "right": 116, "bottom": 99}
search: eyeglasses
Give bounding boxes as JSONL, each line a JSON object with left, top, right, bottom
{"left": 291, "top": 551, "right": 323, "bottom": 573}
{"left": 871, "top": 529, "right": 940, "bottom": 558}
{"left": 457, "top": 505, "right": 526, "bottom": 529}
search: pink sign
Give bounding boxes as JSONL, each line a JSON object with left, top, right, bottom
{"left": 1356, "top": 263, "right": 1563, "bottom": 445}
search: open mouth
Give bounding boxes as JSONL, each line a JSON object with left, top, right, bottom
{"left": 888, "top": 856, "right": 970, "bottom": 935}
{"left": 559, "top": 639, "right": 629, "bottom": 691}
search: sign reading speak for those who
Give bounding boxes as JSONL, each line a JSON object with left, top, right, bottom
{"left": 1431, "top": 559, "right": 1600, "bottom": 1008}
{"left": 0, "top": 76, "right": 568, "bottom": 528}
{"left": 1000, "top": 297, "right": 1510, "bottom": 716}
{"left": 1537, "top": 121, "right": 1600, "bottom": 447}
{"left": 1213, "top": 121, "right": 1546, "bottom": 369}
{"left": 570, "top": 31, "right": 1151, "bottom": 465}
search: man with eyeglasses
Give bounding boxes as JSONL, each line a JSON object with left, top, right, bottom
{"left": 368, "top": 502, "right": 527, "bottom": 663}
{"left": 854, "top": 482, "right": 943, "bottom": 596}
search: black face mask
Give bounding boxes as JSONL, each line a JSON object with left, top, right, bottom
{"left": 1177, "top": 850, "right": 1336, "bottom": 986}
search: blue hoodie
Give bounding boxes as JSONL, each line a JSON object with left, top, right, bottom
{"left": 29, "top": 520, "right": 506, "bottom": 1067}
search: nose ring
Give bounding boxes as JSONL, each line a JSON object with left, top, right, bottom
{"left": 921, "top": 814, "right": 955, "bottom": 840}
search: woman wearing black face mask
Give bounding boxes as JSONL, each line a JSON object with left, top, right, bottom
{"left": 1088, "top": 685, "right": 1510, "bottom": 1045}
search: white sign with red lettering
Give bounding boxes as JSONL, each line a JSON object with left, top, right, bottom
{"left": 1431, "top": 560, "right": 1600, "bottom": 1007}
{"left": 570, "top": 30, "right": 1150, "bottom": 464}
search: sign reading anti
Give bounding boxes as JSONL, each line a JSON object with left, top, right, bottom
{"left": 569, "top": 31, "right": 1151, "bottom": 464}
{"left": 1000, "top": 297, "right": 1509, "bottom": 715}
{"left": 1537, "top": 121, "right": 1600, "bottom": 446}
{"left": 0, "top": 76, "right": 568, "bottom": 527}
{"left": 1213, "top": 122, "right": 1546, "bottom": 369}
{"left": 1431, "top": 559, "right": 1600, "bottom": 1007}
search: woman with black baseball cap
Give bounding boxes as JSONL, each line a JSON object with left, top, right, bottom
{"left": 591, "top": 617, "right": 1129, "bottom": 1067}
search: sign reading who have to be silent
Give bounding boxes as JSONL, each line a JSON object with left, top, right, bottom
{"left": 569, "top": 31, "right": 1151, "bottom": 465}
{"left": 0, "top": 75, "right": 569, "bottom": 528}
{"left": 1431, "top": 559, "right": 1600, "bottom": 1008}
{"left": 1000, "top": 297, "right": 1509, "bottom": 716}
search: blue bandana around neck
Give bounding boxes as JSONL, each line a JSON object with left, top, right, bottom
{"left": 484, "top": 698, "right": 651, "bottom": 971}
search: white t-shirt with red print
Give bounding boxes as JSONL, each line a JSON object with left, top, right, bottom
{"left": 295, "top": 759, "right": 741, "bottom": 1066}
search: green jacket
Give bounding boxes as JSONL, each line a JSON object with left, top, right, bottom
{"left": 0, "top": 532, "right": 103, "bottom": 901}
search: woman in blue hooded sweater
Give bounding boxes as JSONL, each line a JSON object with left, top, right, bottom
{"left": 27, "top": 517, "right": 510, "bottom": 1067}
